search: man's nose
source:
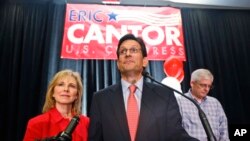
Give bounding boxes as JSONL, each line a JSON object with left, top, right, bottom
{"left": 125, "top": 50, "right": 132, "bottom": 56}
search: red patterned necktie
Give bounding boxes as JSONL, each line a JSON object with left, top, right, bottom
{"left": 127, "top": 85, "right": 139, "bottom": 141}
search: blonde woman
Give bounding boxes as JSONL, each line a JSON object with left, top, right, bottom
{"left": 24, "top": 69, "right": 89, "bottom": 141}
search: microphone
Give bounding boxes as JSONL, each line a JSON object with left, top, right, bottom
{"left": 142, "top": 71, "right": 217, "bottom": 141}
{"left": 56, "top": 116, "right": 80, "bottom": 141}
{"left": 142, "top": 71, "right": 183, "bottom": 94}
{"left": 36, "top": 116, "right": 80, "bottom": 141}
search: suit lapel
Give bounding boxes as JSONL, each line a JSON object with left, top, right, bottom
{"left": 136, "top": 82, "right": 156, "bottom": 141}
{"left": 109, "top": 83, "right": 130, "bottom": 140}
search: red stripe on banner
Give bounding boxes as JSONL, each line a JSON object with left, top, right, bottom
{"left": 61, "top": 4, "right": 186, "bottom": 61}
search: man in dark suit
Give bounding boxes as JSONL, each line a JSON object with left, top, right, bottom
{"left": 88, "top": 33, "right": 198, "bottom": 141}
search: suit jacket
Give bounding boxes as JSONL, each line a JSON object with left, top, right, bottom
{"left": 88, "top": 81, "right": 198, "bottom": 141}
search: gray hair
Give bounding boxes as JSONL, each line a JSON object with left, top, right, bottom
{"left": 191, "top": 69, "right": 214, "bottom": 82}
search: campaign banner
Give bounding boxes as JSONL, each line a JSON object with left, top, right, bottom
{"left": 61, "top": 4, "right": 185, "bottom": 60}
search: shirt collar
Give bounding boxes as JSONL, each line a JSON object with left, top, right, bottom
{"left": 188, "top": 89, "right": 207, "bottom": 103}
{"left": 48, "top": 107, "right": 73, "bottom": 123}
{"left": 121, "top": 77, "right": 143, "bottom": 92}
{"left": 48, "top": 108, "right": 64, "bottom": 123}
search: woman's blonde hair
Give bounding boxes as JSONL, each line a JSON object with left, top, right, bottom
{"left": 42, "top": 69, "right": 83, "bottom": 115}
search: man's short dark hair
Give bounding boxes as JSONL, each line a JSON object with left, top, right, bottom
{"left": 116, "top": 34, "right": 147, "bottom": 58}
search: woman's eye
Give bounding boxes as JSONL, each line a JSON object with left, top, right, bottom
{"left": 69, "top": 84, "right": 77, "bottom": 89}
{"left": 57, "top": 83, "right": 64, "bottom": 86}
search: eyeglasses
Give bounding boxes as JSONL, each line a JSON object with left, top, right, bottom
{"left": 118, "top": 48, "right": 141, "bottom": 55}
{"left": 195, "top": 82, "right": 214, "bottom": 89}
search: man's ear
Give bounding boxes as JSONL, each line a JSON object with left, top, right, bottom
{"left": 117, "top": 60, "right": 120, "bottom": 70}
{"left": 190, "top": 81, "right": 195, "bottom": 87}
{"left": 143, "top": 57, "right": 148, "bottom": 68}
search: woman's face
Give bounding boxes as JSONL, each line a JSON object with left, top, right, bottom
{"left": 53, "top": 75, "right": 78, "bottom": 106}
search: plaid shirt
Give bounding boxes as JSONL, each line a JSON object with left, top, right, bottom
{"left": 176, "top": 90, "right": 230, "bottom": 141}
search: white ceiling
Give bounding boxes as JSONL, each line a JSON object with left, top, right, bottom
{"left": 69, "top": 0, "right": 250, "bottom": 9}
